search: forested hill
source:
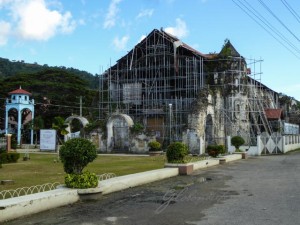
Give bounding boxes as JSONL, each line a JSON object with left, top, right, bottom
{"left": 0, "top": 57, "right": 99, "bottom": 89}
{"left": 0, "top": 68, "right": 100, "bottom": 129}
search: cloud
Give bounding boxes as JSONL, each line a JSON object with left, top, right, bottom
{"left": 0, "top": 20, "right": 11, "bottom": 45}
{"left": 139, "top": 35, "right": 146, "bottom": 42}
{"left": 60, "top": 11, "right": 76, "bottom": 33}
{"left": 165, "top": 18, "right": 189, "bottom": 39}
{"left": 14, "top": 0, "right": 76, "bottom": 40}
{"left": 0, "top": 0, "right": 14, "bottom": 7}
{"left": 136, "top": 9, "right": 154, "bottom": 19}
{"left": 113, "top": 35, "right": 129, "bottom": 51}
{"left": 0, "top": 0, "right": 76, "bottom": 43}
{"left": 103, "top": 0, "right": 122, "bottom": 29}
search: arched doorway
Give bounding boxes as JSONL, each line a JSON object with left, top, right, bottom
{"left": 107, "top": 114, "right": 134, "bottom": 152}
{"left": 64, "top": 116, "right": 89, "bottom": 141}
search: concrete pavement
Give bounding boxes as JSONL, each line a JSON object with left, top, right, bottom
{"left": 4, "top": 151, "right": 300, "bottom": 225}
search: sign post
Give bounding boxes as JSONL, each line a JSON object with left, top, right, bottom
{"left": 40, "top": 129, "right": 57, "bottom": 151}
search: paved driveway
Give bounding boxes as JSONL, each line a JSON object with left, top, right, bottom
{"left": 5, "top": 151, "right": 300, "bottom": 225}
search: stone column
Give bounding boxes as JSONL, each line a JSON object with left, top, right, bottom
{"left": 17, "top": 110, "right": 22, "bottom": 145}
{"left": 5, "top": 134, "right": 12, "bottom": 152}
{"left": 257, "top": 135, "right": 261, "bottom": 156}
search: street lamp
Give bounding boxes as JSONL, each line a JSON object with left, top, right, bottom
{"left": 169, "top": 103, "right": 172, "bottom": 144}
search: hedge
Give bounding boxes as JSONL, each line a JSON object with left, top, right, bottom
{"left": 206, "top": 145, "right": 225, "bottom": 158}
{"left": 0, "top": 152, "right": 20, "bottom": 164}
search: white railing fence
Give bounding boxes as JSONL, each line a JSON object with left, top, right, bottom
{"left": 0, "top": 173, "right": 117, "bottom": 200}
{"left": 227, "top": 134, "right": 300, "bottom": 156}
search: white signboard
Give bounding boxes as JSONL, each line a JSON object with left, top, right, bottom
{"left": 40, "top": 129, "right": 57, "bottom": 151}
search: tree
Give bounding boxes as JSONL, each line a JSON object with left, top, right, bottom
{"left": 0, "top": 68, "right": 99, "bottom": 130}
{"left": 52, "top": 116, "right": 69, "bottom": 144}
{"left": 59, "top": 138, "right": 97, "bottom": 174}
{"left": 231, "top": 136, "right": 245, "bottom": 151}
{"left": 59, "top": 138, "right": 98, "bottom": 189}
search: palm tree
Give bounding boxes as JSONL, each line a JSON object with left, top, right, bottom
{"left": 52, "top": 116, "right": 69, "bottom": 144}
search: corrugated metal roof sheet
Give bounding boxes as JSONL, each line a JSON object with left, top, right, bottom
{"left": 265, "top": 108, "right": 282, "bottom": 120}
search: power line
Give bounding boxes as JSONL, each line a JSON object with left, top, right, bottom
{"left": 34, "top": 102, "right": 100, "bottom": 110}
{"left": 232, "top": 0, "right": 300, "bottom": 59}
{"left": 240, "top": 0, "right": 300, "bottom": 55}
{"left": 281, "top": 0, "right": 300, "bottom": 24}
{"left": 258, "top": 0, "right": 300, "bottom": 42}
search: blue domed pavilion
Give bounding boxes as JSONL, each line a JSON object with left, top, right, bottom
{"left": 5, "top": 87, "right": 35, "bottom": 145}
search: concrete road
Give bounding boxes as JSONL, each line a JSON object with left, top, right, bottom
{"left": 5, "top": 151, "right": 300, "bottom": 225}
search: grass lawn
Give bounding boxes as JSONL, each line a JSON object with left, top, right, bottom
{"left": 0, "top": 153, "right": 166, "bottom": 191}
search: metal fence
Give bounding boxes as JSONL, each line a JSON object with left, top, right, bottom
{"left": 0, "top": 173, "right": 117, "bottom": 200}
{"left": 0, "top": 182, "right": 61, "bottom": 200}
{"left": 97, "top": 173, "right": 116, "bottom": 181}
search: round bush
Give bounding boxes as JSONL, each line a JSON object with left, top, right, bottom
{"left": 0, "top": 152, "right": 20, "bottom": 163}
{"left": 231, "top": 136, "right": 245, "bottom": 150}
{"left": 65, "top": 171, "right": 98, "bottom": 189}
{"left": 148, "top": 141, "right": 161, "bottom": 151}
{"left": 206, "top": 145, "right": 225, "bottom": 158}
{"left": 166, "top": 142, "right": 188, "bottom": 163}
{"left": 59, "top": 138, "right": 97, "bottom": 175}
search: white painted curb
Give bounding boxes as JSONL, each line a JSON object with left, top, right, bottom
{"left": 99, "top": 168, "right": 179, "bottom": 195}
{"left": 0, "top": 188, "right": 79, "bottom": 223}
{"left": 222, "top": 154, "right": 242, "bottom": 162}
{"left": 193, "top": 159, "right": 220, "bottom": 170}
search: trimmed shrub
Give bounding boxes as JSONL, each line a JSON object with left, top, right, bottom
{"left": 59, "top": 138, "right": 97, "bottom": 175}
{"left": 130, "top": 122, "right": 144, "bottom": 134}
{"left": 0, "top": 153, "right": 7, "bottom": 164}
{"left": 65, "top": 171, "right": 98, "bottom": 189}
{"left": 9, "top": 153, "right": 20, "bottom": 162}
{"left": 0, "top": 148, "right": 5, "bottom": 154}
{"left": 231, "top": 136, "right": 245, "bottom": 151}
{"left": 11, "top": 134, "right": 17, "bottom": 149}
{"left": 207, "top": 145, "right": 225, "bottom": 158}
{"left": 166, "top": 142, "right": 188, "bottom": 163}
{"left": 0, "top": 152, "right": 20, "bottom": 163}
{"left": 148, "top": 141, "right": 161, "bottom": 152}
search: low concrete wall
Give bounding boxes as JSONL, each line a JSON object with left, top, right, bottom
{"left": 99, "top": 168, "right": 179, "bottom": 195}
{"left": 0, "top": 188, "right": 79, "bottom": 223}
{"left": 223, "top": 154, "right": 242, "bottom": 162}
{"left": 193, "top": 159, "right": 219, "bottom": 170}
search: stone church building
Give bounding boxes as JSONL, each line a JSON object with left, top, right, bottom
{"left": 99, "top": 28, "right": 298, "bottom": 153}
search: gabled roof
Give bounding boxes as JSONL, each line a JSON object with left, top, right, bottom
{"left": 265, "top": 109, "right": 283, "bottom": 120}
{"left": 8, "top": 87, "right": 32, "bottom": 96}
{"left": 115, "top": 28, "right": 211, "bottom": 66}
{"left": 159, "top": 29, "right": 210, "bottom": 58}
{"left": 219, "top": 40, "right": 241, "bottom": 57}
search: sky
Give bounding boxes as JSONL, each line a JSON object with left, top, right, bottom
{"left": 0, "top": 0, "right": 300, "bottom": 100}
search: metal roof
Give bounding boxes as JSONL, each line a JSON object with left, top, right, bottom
{"left": 8, "top": 87, "right": 32, "bottom": 96}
